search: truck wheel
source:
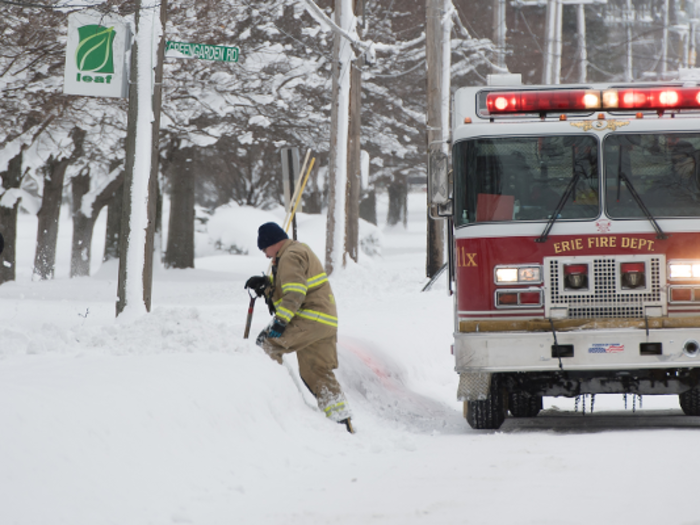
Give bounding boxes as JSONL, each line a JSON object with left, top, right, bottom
{"left": 509, "top": 393, "right": 543, "bottom": 418}
{"left": 679, "top": 387, "right": 700, "bottom": 416}
{"left": 465, "top": 377, "right": 506, "bottom": 430}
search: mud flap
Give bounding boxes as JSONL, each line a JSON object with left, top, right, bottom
{"left": 457, "top": 372, "right": 492, "bottom": 401}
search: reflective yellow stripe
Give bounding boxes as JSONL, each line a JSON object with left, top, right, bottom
{"left": 282, "top": 282, "right": 308, "bottom": 294}
{"left": 307, "top": 272, "right": 329, "bottom": 288}
{"left": 276, "top": 306, "right": 294, "bottom": 323}
{"left": 324, "top": 400, "right": 347, "bottom": 417}
{"left": 297, "top": 308, "right": 338, "bottom": 327}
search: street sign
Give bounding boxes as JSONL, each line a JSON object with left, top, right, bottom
{"left": 165, "top": 41, "right": 239, "bottom": 62}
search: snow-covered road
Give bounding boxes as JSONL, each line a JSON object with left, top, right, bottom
{"left": 1, "top": 195, "right": 699, "bottom": 525}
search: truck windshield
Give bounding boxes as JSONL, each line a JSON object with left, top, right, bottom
{"left": 453, "top": 135, "right": 599, "bottom": 225}
{"left": 605, "top": 133, "right": 700, "bottom": 218}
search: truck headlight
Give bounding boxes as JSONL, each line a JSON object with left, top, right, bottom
{"left": 669, "top": 261, "right": 700, "bottom": 280}
{"left": 495, "top": 265, "right": 541, "bottom": 284}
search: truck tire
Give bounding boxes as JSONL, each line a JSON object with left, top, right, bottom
{"left": 465, "top": 376, "right": 506, "bottom": 430}
{"left": 679, "top": 387, "right": 700, "bottom": 416}
{"left": 509, "top": 393, "right": 543, "bottom": 418}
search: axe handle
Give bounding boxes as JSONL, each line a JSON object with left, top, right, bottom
{"left": 243, "top": 296, "right": 256, "bottom": 339}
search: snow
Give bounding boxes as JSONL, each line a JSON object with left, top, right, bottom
{"left": 1, "top": 193, "right": 700, "bottom": 524}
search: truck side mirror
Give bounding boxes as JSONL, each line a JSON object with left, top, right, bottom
{"left": 428, "top": 150, "right": 452, "bottom": 218}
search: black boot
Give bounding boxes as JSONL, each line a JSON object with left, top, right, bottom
{"left": 339, "top": 418, "right": 355, "bottom": 434}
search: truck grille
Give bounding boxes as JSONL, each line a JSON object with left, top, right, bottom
{"left": 545, "top": 256, "right": 664, "bottom": 319}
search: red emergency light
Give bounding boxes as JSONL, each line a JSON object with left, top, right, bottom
{"left": 485, "top": 87, "right": 700, "bottom": 115}
{"left": 486, "top": 90, "right": 600, "bottom": 114}
{"left": 609, "top": 88, "right": 700, "bottom": 110}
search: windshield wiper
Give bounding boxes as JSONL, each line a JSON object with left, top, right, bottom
{"left": 617, "top": 169, "right": 668, "bottom": 239}
{"left": 536, "top": 168, "right": 583, "bottom": 243}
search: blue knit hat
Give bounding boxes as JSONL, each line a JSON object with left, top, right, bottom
{"left": 257, "top": 222, "right": 288, "bottom": 250}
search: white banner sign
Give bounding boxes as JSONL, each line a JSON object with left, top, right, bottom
{"left": 63, "top": 10, "right": 130, "bottom": 98}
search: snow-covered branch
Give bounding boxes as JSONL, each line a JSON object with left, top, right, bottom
{"left": 298, "top": 0, "right": 374, "bottom": 59}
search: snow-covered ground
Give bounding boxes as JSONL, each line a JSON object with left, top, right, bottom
{"left": 1, "top": 193, "right": 699, "bottom": 525}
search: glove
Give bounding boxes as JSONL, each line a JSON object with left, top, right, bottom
{"left": 255, "top": 327, "right": 284, "bottom": 364}
{"left": 245, "top": 274, "right": 269, "bottom": 297}
{"left": 268, "top": 318, "right": 287, "bottom": 338}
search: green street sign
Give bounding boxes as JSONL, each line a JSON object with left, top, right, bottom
{"left": 165, "top": 41, "right": 239, "bottom": 63}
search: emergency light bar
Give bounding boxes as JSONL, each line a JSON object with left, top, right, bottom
{"left": 485, "top": 87, "right": 700, "bottom": 115}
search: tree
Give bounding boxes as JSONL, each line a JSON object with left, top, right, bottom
{"left": 70, "top": 165, "right": 125, "bottom": 276}
{"left": 0, "top": 2, "right": 67, "bottom": 283}
{"left": 160, "top": 0, "right": 332, "bottom": 265}
{"left": 162, "top": 138, "right": 194, "bottom": 268}
{"left": 0, "top": 151, "right": 24, "bottom": 284}
{"left": 33, "top": 126, "right": 86, "bottom": 280}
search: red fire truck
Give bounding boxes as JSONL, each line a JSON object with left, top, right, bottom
{"left": 431, "top": 75, "right": 700, "bottom": 429}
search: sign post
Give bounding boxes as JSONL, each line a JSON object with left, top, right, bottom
{"left": 280, "top": 147, "right": 300, "bottom": 240}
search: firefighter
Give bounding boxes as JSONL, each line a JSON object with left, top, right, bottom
{"left": 245, "top": 222, "right": 354, "bottom": 433}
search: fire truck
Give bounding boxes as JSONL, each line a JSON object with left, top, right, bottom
{"left": 430, "top": 74, "right": 700, "bottom": 429}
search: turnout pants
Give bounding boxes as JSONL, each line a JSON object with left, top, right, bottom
{"left": 262, "top": 319, "right": 350, "bottom": 421}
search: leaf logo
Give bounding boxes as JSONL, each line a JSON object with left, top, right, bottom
{"left": 75, "top": 25, "right": 116, "bottom": 74}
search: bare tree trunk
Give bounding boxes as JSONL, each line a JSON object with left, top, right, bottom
{"left": 70, "top": 168, "right": 94, "bottom": 277}
{"left": 70, "top": 166, "right": 126, "bottom": 276}
{"left": 104, "top": 177, "right": 124, "bottom": 262}
{"left": 387, "top": 174, "right": 407, "bottom": 226}
{"left": 359, "top": 189, "right": 377, "bottom": 225}
{"left": 345, "top": 53, "right": 363, "bottom": 264}
{"left": 0, "top": 151, "right": 23, "bottom": 285}
{"left": 33, "top": 156, "right": 70, "bottom": 280}
{"left": 164, "top": 145, "right": 195, "bottom": 269}
{"left": 33, "top": 127, "right": 85, "bottom": 280}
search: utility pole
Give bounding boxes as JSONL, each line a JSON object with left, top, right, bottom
{"left": 345, "top": 0, "right": 364, "bottom": 265}
{"left": 116, "top": 0, "right": 166, "bottom": 316}
{"left": 624, "top": 0, "right": 633, "bottom": 81}
{"left": 576, "top": 3, "right": 587, "bottom": 82}
{"left": 661, "top": 0, "right": 669, "bottom": 76}
{"left": 543, "top": 0, "right": 555, "bottom": 83}
{"left": 326, "top": 0, "right": 358, "bottom": 275}
{"left": 493, "top": 0, "right": 507, "bottom": 71}
{"left": 552, "top": 0, "right": 562, "bottom": 84}
{"left": 426, "top": 0, "right": 451, "bottom": 277}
